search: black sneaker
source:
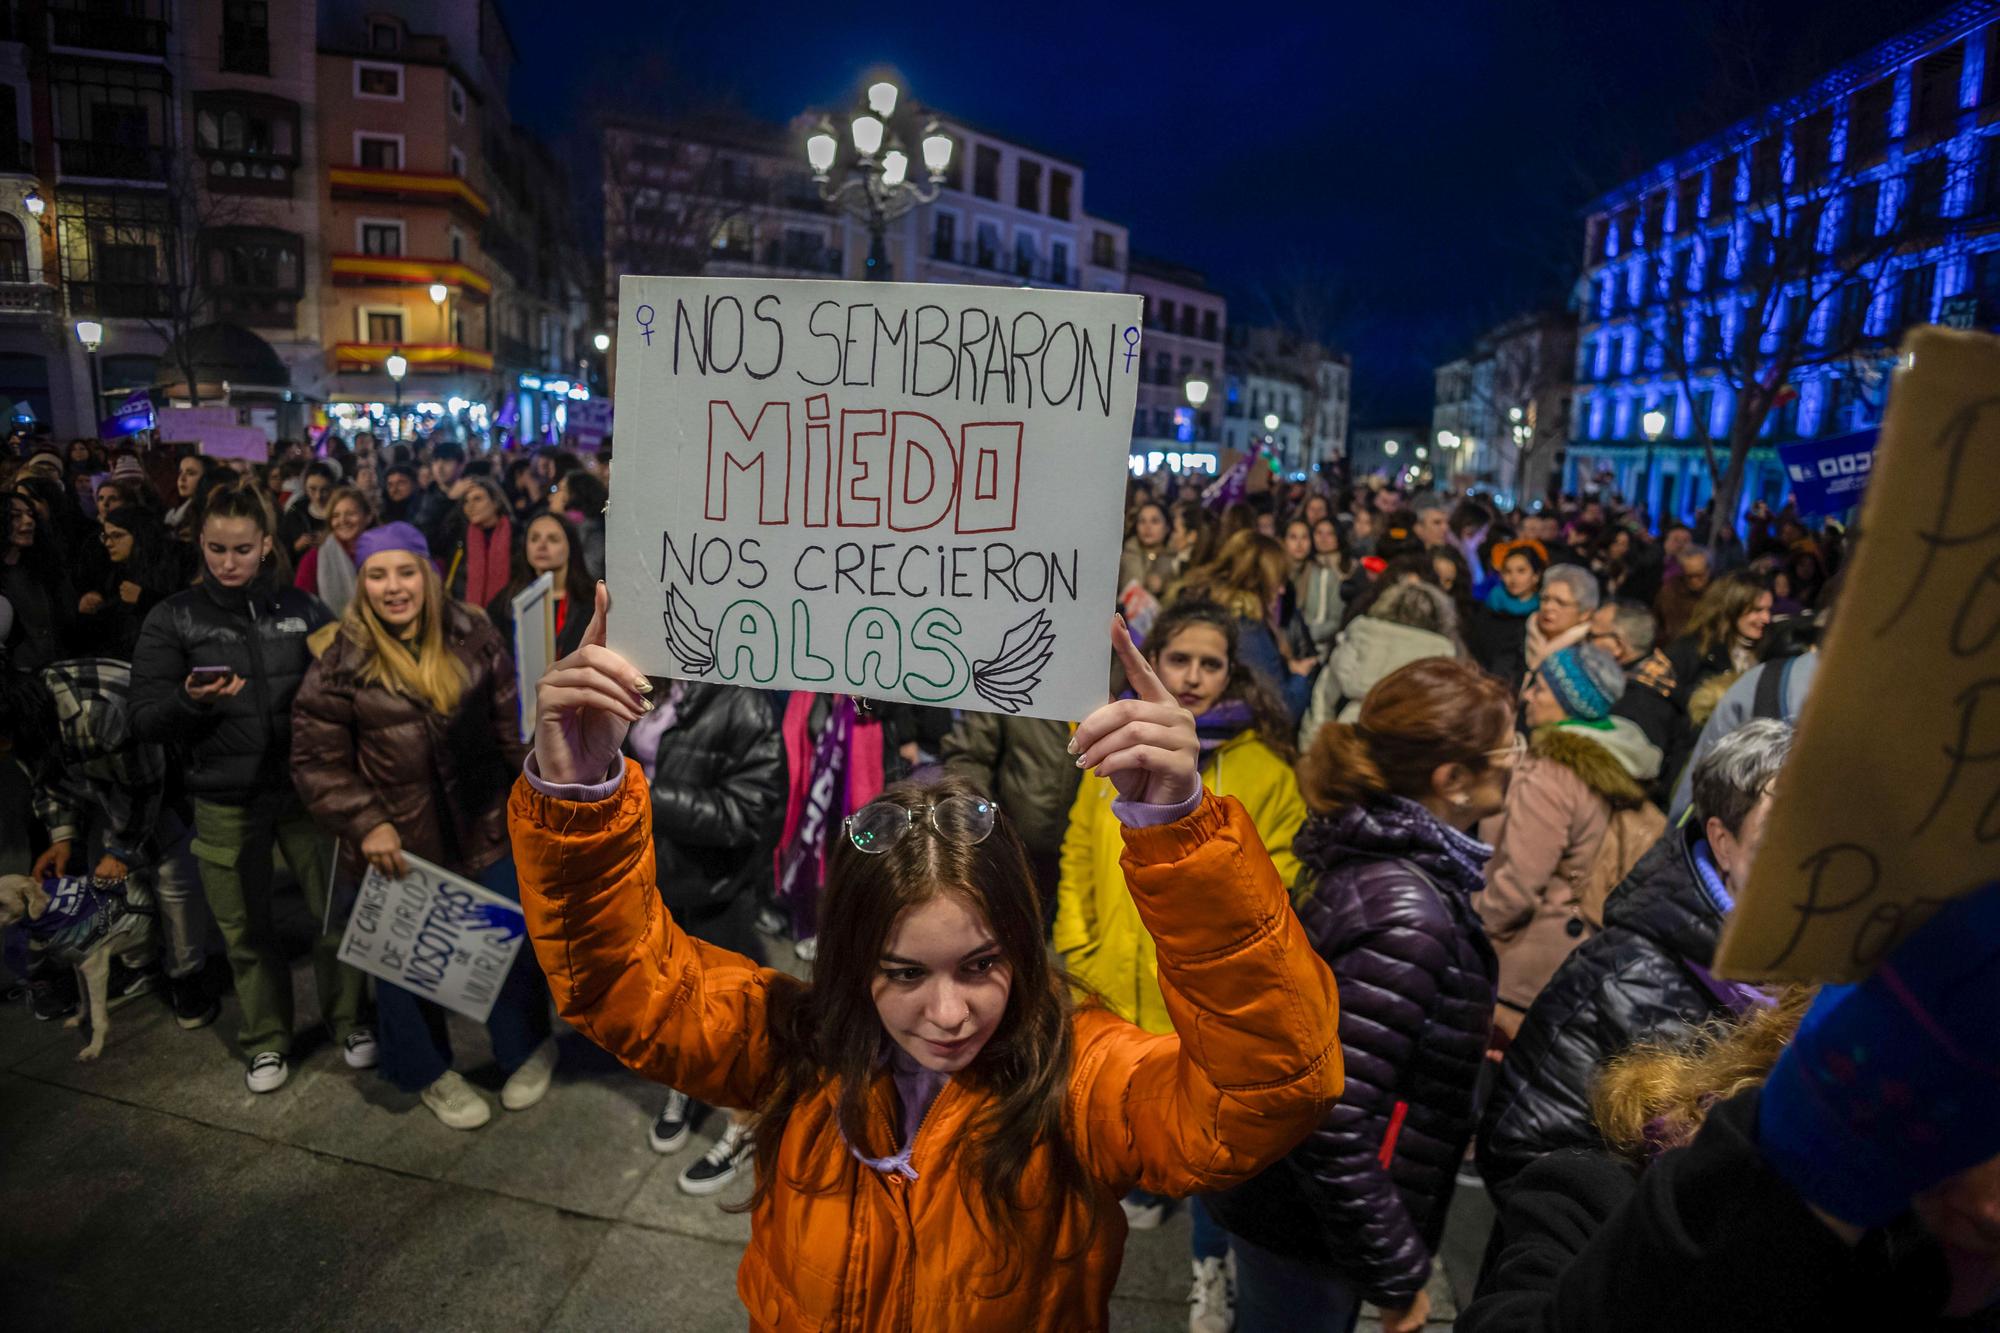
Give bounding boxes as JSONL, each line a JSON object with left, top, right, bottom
{"left": 28, "top": 970, "right": 79, "bottom": 1022}
{"left": 107, "top": 958, "right": 162, "bottom": 1010}
{"left": 677, "top": 1121, "right": 750, "bottom": 1196}
{"left": 648, "top": 1089, "right": 702, "bottom": 1155}
{"left": 168, "top": 974, "right": 219, "bottom": 1031}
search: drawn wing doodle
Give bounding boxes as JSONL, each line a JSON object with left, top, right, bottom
{"left": 663, "top": 586, "right": 715, "bottom": 676}
{"left": 972, "top": 609, "right": 1056, "bottom": 713}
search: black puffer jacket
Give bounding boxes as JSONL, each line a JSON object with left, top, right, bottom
{"left": 1478, "top": 826, "right": 1739, "bottom": 1195}
{"left": 128, "top": 570, "right": 333, "bottom": 804}
{"left": 1204, "top": 793, "right": 1496, "bottom": 1308}
{"left": 634, "top": 682, "right": 787, "bottom": 919}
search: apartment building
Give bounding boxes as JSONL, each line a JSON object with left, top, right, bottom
{"left": 1126, "top": 254, "right": 1224, "bottom": 471}
{"left": 1570, "top": 0, "right": 2000, "bottom": 521}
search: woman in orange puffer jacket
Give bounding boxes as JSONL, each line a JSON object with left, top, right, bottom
{"left": 511, "top": 591, "right": 1344, "bottom": 1331}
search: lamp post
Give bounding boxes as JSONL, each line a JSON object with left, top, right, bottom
{"left": 75, "top": 319, "right": 103, "bottom": 429}
{"left": 429, "top": 282, "right": 449, "bottom": 341}
{"left": 385, "top": 348, "right": 407, "bottom": 439}
{"left": 806, "top": 77, "right": 954, "bottom": 281}
{"left": 1640, "top": 407, "right": 1667, "bottom": 515}
{"left": 1183, "top": 377, "right": 1209, "bottom": 448}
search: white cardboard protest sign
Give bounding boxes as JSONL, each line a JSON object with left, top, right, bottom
{"left": 605, "top": 276, "right": 1143, "bottom": 722}
{"left": 336, "top": 852, "right": 525, "bottom": 1023}
{"left": 511, "top": 572, "right": 555, "bottom": 744}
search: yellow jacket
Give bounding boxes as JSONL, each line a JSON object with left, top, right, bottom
{"left": 1055, "top": 730, "right": 1307, "bottom": 1033}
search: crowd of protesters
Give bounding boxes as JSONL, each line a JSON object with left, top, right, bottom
{"left": 5, "top": 427, "right": 1995, "bottom": 1332}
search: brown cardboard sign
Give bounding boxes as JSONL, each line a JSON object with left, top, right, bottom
{"left": 1715, "top": 326, "right": 2000, "bottom": 983}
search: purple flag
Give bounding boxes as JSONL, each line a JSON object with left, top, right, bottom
{"left": 777, "top": 695, "right": 855, "bottom": 915}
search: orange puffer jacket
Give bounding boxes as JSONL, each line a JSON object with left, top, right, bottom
{"left": 511, "top": 762, "right": 1342, "bottom": 1332}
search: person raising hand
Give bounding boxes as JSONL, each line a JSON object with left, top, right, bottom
{"left": 512, "top": 588, "right": 1343, "bottom": 1330}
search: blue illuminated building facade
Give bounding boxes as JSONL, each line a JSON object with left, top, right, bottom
{"left": 1566, "top": 0, "right": 2000, "bottom": 525}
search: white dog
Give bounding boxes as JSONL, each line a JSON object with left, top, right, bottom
{"left": 0, "top": 873, "right": 154, "bottom": 1061}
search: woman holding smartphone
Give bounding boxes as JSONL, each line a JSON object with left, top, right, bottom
{"left": 130, "top": 480, "right": 370, "bottom": 1093}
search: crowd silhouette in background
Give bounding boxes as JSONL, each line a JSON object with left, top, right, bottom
{"left": 6, "top": 428, "right": 1996, "bottom": 1333}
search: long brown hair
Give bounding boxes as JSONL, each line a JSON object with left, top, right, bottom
{"left": 1592, "top": 987, "right": 1813, "bottom": 1160}
{"left": 1177, "top": 529, "right": 1290, "bottom": 623}
{"left": 341, "top": 555, "right": 469, "bottom": 715}
{"left": 1682, "top": 570, "right": 1767, "bottom": 656}
{"left": 745, "top": 772, "right": 1101, "bottom": 1279}
{"left": 1298, "top": 657, "right": 1514, "bottom": 814}
{"left": 1145, "top": 599, "right": 1297, "bottom": 763}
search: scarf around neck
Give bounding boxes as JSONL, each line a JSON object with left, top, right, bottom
{"left": 1194, "top": 697, "right": 1256, "bottom": 754}
{"left": 316, "top": 532, "right": 358, "bottom": 618}
{"left": 1484, "top": 583, "right": 1539, "bottom": 617}
{"left": 463, "top": 516, "right": 513, "bottom": 608}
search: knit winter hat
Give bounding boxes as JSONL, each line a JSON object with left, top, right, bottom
{"left": 109, "top": 455, "right": 144, "bottom": 479}
{"left": 354, "top": 521, "right": 430, "bottom": 569}
{"left": 1539, "top": 642, "right": 1626, "bottom": 721}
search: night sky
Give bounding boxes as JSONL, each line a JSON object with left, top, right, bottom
{"left": 505, "top": 0, "right": 1953, "bottom": 423}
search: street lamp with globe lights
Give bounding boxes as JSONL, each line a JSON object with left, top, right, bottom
{"left": 428, "top": 282, "right": 450, "bottom": 345}
{"left": 76, "top": 319, "right": 104, "bottom": 422}
{"left": 385, "top": 348, "right": 408, "bottom": 437}
{"left": 1641, "top": 407, "right": 1668, "bottom": 512}
{"left": 1383, "top": 439, "right": 1400, "bottom": 457}
{"left": 593, "top": 332, "right": 610, "bottom": 353}
{"left": 1183, "top": 378, "right": 1210, "bottom": 446}
{"left": 806, "top": 76, "right": 953, "bottom": 281}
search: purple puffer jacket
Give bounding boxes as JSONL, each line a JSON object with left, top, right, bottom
{"left": 1203, "top": 796, "right": 1497, "bottom": 1307}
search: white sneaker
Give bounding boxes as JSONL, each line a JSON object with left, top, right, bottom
{"left": 677, "top": 1120, "right": 750, "bottom": 1196}
{"left": 648, "top": 1089, "right": 698, "bottom": 1154}
{"left": 500, "top": 1036, "right": 559, "bottom": 1111}
{"left": 1121, "top": 1192, "right": 1169, "bottom": 1229}
{"left": 1188, "top": 1254, "right": 1234, "bottom": 1333}
{"left": 342, "top": 1029, "right": 379, "bottom": 1070}
{"left": 245, "top": 1051, "right": 289, "bottom": 1094}
{"left": 421, "top": 1069, "right": 492, "bottom": 1130}
{"left": 793, "top": 936, "right": 817, "bottom": 963}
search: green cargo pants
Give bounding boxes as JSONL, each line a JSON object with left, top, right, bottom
{"left": 190, "top": 792, "right": 367, "bottom": 1058}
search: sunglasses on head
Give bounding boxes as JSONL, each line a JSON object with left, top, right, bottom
{"left": 844, "top": 795, "right": 999, "bottom": 854}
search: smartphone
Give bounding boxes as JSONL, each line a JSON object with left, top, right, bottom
{"left": 189, "top": 665, "right": 237, "bottom": 682}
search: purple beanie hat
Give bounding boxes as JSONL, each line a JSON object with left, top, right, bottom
{"left": 353, "top": 521, "right": 430, "bottom": 569}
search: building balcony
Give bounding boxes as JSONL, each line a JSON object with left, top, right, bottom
{"left": 210, "top": 290, "right": 299, "bottom": 329}
{"left": 57, "top": 138, "right": 171, "bottom": 181}
{"left": 66, "top": 280, "right": 168, "bottom": 318}
{"left": 49, "top": 9, "right": 168, "bottom": 57}
{"left": 0, "top": 280, "right": 54, "bottom": 314}
{"left": 929, "top": 239, "right": 1075, "bottom": 286}
{"left": 328, "top": 166, "right": 490, "bottom": 221}
{"left": 329, "top": 254, "right": 493, "bottom": 298}
{"left": 199, "top": 150, "right": 297, "bottom": 196}
{"left": 709, "top": 238, "right": 842, "bottom": 275}
{"left": 332, "top": 341, "right": 494, "bottom": 373}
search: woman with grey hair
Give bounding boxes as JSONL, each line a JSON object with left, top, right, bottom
{"left": 1477, "top": 718, "right": 1794, "bottom": 1194}
{"left": 1525, "top": 563, "right": 1601, "bottom": 675}
{"left": 1297, "top": 580, "right": 1462, "bottom": 745}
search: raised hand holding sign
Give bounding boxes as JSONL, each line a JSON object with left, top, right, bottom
{"left": 1069, "top": 615, "right": 1200, "bottom": 808}
{"left": 532, "top": 582, "right": 651, "bottom": 787}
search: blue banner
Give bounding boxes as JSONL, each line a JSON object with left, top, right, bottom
{"left": 1777, "top": 427, "right": 1878, "bottom": 517}
{"left": 98, "top": 389, "right": 155, "bottom": 439}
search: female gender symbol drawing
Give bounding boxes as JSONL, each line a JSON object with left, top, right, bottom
{"left": 634, "top": 304, "right": 656, "bottom": 345}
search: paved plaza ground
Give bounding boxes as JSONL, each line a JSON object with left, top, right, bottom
{"left": 1, "top": 878, "right": 1481, "bottom": 1331}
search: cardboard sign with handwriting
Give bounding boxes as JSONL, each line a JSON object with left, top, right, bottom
{"left": 605, "top": 276, "right": 1143, "bottom": 722}
{"left": 1716, "top": 326, "right": 2000, "bottom": 983}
